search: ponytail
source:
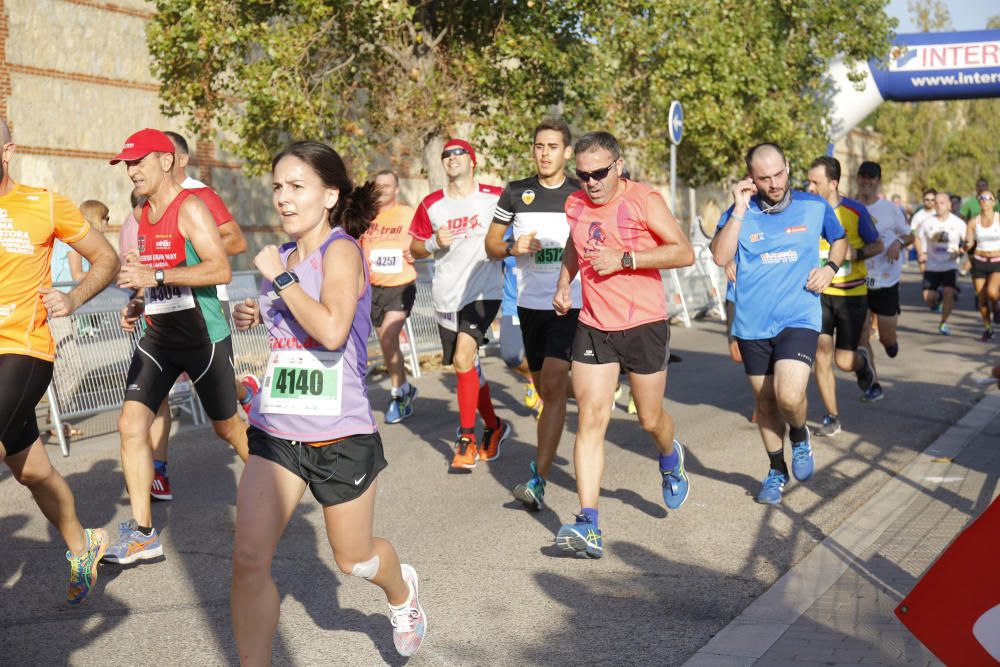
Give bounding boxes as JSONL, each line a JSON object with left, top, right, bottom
{"left": 330, "top": 181, "right": 379, "bottom": 238}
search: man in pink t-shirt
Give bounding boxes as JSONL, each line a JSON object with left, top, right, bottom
{"left": 552, "top": 131, "right": 694, "bottom": 559}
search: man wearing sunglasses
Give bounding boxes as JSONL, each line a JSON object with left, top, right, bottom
{"left": 551, "top": 131, "right": 694, "bottom": 559}
{"left": 484, "top": 118, "right": 581, "bottom": 513}
{"left": 911, "top": 188, "right": 938, "bottom": 273}
{"left": 712, "top": 143, "right": 847, "bottom": 506}
{"left": 409, "top": 139, "right": 508, "bottom": 471}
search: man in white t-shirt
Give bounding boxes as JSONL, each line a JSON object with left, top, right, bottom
{"left": 918, "top": 191, "right": 968, "bottom": 335}
{"left": 856, "top": 162, "right": 915, "bottom": 401}
{"left": 911, "top": 189, "right": 938, "bottom": 272}
{"left": 409, "top": 139, "right": 508, "bottom": 471}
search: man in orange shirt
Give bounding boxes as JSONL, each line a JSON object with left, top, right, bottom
{"left": 553, "top": 131, "right": 695, "bottom": 558}
{"left": 362, "top": 170, "right": 418, "bottom": 423}
{"left": 0, "top": 119, "right": 120, "bottom": 603}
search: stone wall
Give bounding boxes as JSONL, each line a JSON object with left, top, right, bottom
{"left": 0, "top": 0, "right": 273, "bottom": 269}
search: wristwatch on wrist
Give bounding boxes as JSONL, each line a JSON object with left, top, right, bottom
{"left": 154, "top": 269, "right": 165, "bottom": 288}
{"left": 621, "top": 251, "right": 634, "bottom": 270}
{"left": 504, "top": 243, "right": 514, "bottom": 257}
{"left": 272, "top": 271, "right": 299, "bottom": 293}
{"left": 825, "top": 260, "right": 840, "bottom": 275}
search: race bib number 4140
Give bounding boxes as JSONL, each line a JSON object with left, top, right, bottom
{"left": 260, "top": 349, "right": 343, "bottom": 416}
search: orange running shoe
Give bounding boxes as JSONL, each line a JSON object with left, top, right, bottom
{"left": 478, "top": 419, "right": 510, "bottom": 462}
{"left": 450, "top": 435, "right": 478, "bottom": 471}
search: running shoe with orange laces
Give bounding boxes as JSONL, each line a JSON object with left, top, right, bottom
{"left": 478, "top": 419, "right": 510, "bottom": 462}
{"left": 450, "top": 434, "right": 478, "bottom": 470}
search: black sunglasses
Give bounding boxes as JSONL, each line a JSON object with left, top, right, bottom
{"left": 441, "top": 147, "right": 470, "bottom": 159}
{"left": 980, "top": 195, "right": 995, "bottom": 202}
{"left": 575, "top": 160, "right": 617, "bottom": 183}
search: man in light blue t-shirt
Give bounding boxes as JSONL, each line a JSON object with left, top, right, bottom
{"left": 712, "top": 142, "right": 846, "bottom": 506}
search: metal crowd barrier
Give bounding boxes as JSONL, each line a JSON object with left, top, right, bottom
{"left": 45, "top": 269, "right": 429, "bottom": 456}
{"left": 45, "top": 250, "right": 724, "bottom": 457}
{"left": 46, "top": 283, "right": 205, "bottom": 457}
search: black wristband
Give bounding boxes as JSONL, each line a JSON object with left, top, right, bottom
{"left": 855, "top": 247, "right": 866, "bottom": 261}
{"left": 825, "top": 261, "right": 840, "bottom": 274}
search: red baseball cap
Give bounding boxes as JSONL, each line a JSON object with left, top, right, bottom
{"left": 110, "top": 128, "right": 175, "bottom": 165}
{"left": 443, "top": 138, "right": 476, "bottom": 167}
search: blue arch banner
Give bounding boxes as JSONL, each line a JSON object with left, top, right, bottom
{"left": 828, "top": 30, "right": 1000, "bottom": 139}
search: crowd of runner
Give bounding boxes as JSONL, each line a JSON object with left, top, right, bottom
{"left": 0, "top": 116, "right": 995, "bottom": 662}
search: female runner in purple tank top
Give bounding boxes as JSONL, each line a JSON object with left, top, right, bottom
{"left": 230, "top": 142, "right": 426, "bottom": 662}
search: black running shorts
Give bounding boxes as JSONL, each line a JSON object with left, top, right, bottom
{"left": 867, "top": 284, "right": 901, "bottom": 317}
{"left": 972, "top": 256, "right": 1000, "bottom": 278}
{"left": 736, "top": 327, "right": 819, "bottom": 377}
{"left": 124, "top": 336, "right": 238, "bottom": 421}
{"left": 0, "top": 354, "right": 53, "bottom": 457}
{"left": 518, "top": 307, "right": 580, "bottom": 372}
{"left": 572, "top": 320, "right": 670, "bottom": 375}
{"left": 922, "top": 270, "right": 958, "bottom": 291}
{"left": 248, "top": 426, "right": 388, "bottom": 506}
{"left": 437, "top": 300, "right": 501, "bottom": 366}
{"left": 370, "top": 282, "right": 417, "bottom": 328}
{"left": 821, "top": 293, "right": 868, "bottom": 351}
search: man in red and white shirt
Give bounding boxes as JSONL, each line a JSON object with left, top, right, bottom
{"left": 409, "top": 139, "right": 508, "bottom": 471}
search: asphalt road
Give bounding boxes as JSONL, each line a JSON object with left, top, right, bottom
{"left": 1, "top": 266, "right": 995, "bottom": 666}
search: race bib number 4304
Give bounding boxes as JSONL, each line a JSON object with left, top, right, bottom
{"left": 260, "top": 349, "right": 343, "bottom": 416}
{"left": 145, "top": 285, "right": 196, "bottom": 314}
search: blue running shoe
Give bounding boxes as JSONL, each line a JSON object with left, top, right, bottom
{"left": 790, "top": 427, "right": 814, "bottom": 481}
{"left": 816, "top": 413, "right": 841, "bottom": 437}
{"left": 556, "top": 514, "right": 603, "bottom": 559}
{"left": 102, "top": 520, "right": 163, "bottom": 565}
{"left": 756, "top": 469, "right": 788, "bottom": 505}
{"left": 512, "top": 461, "right": 546, "bottom": 511}
{"left": 385, "top": 385, "right": 418, "bottom": 424}
{"left": 861, "top": 383, "right": 884, "bottom": 403}
{"left": 660, "top": 440, "right": 690, "bottom": 510}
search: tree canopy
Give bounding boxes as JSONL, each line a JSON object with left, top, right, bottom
{"left": 148, "top": 1, "right": 896, "bottom": 185}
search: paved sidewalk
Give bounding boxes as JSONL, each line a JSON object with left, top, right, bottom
{"left": 685, "top": 392, "right": 1000, "bottom": 666}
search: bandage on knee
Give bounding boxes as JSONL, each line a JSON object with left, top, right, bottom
{"left": 350, "top": 554, "right": 380, "bottom": 580}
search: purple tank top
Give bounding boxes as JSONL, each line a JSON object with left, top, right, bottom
{"left": 249, "top": 227, "right": 376, "bottom": 441}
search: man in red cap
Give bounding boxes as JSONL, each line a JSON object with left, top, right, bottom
{"left": 104, "top": 128, "right": 248, "bottom": 566}
{"left": 409, "top": 139, "right": 508, "bottom": 470}
{"left": 143, "top": 130, "right": 253, "bottom": 504}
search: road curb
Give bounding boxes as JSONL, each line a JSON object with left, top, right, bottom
{"left": 682, "top": 390, "right": 1000, "bottom": 666}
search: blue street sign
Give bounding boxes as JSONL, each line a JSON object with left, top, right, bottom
{"left": 668, "top": 100, "right": 684, "bottom": 146}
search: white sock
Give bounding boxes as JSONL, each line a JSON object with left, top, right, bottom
{"left": 391, "top": 382, "right": 411, "bottom": 399}
{"left": 389, "top": 579, "right": 414, "bottom": 610}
